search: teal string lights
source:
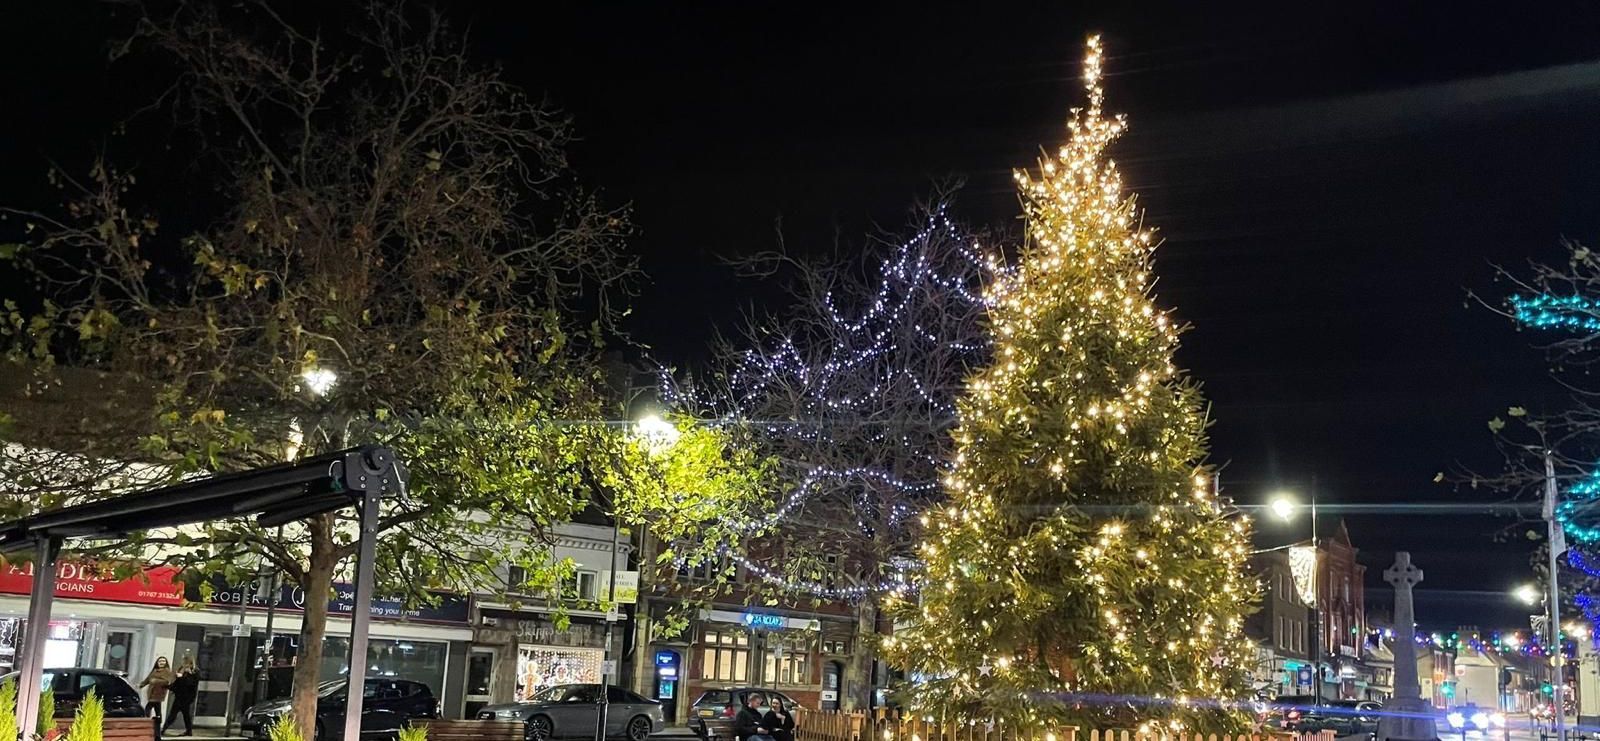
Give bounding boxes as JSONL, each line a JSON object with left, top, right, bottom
{"left": 1558, "top": 467, "right": 1600, "bottom": 544}
{"left": 1511, "top": 294, "right": 1600, "bottom": 333}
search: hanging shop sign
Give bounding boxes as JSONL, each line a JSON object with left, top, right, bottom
{"left": 515, "top": 615, "right": 606, "bottom": 648}
{"left": 0, "top": 559, "right": 183, "bottom": 607}
{"left": 741, "top": 611, "right": 786, "bottom": 630}
{"left": 191, "top": 574, "right": 469, "bottom": 624}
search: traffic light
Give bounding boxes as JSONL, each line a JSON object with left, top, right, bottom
{"left": 1442, "top": 683, "right": 1456, "bottom": 698}
{"left": 1543, "top": 683, "right": 1555, "bottom": 695}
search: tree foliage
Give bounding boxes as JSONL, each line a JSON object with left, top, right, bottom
{"left": 0, "top": 2, "right": 635, "bottom": 737}
{"left": 880, "top": 38, "right": 1253, "bottom": 732}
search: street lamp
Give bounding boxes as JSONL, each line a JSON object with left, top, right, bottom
{"left": 1516, "top": 584, "right": 1542, "bottom": 606}
{"left": 589, "top": 414, "right": 682, "bottom": 741}
{"left": 300, "top": 366, "right": 338, "bottom": 397}
{"left": 1268, "top": 488, "right": 1321, "bottom": 704}
{"left": 635, "top": 413, "right": 681, "bottom": 452}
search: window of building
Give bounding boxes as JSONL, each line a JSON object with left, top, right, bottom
{"left": 822, "top": 639, "right": 850, "bottom": 656}
{"left": 763, "top": 635, "right": 811, "bottom": 686}
{"left": 507, "top": 565, "right": 528, "bottom": 592}
{"left": 679, "top": 555, "right": 731, "bottom": 582}
{"left": 1277, "top": 616, "right": 1287, "bottom": 650}
{"left": 700, "top": 629, "right": 750, "bottom": 682}
{"left": 574, "top": 571, "right": 597, "bottom": 601}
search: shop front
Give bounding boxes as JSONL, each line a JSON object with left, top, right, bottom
{"left": 469, "top": 611, "right": 611, "bottom": 717}
{"left": 0, "top": 559, "right": 475, "bottom": 725}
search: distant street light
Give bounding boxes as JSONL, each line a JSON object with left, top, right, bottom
{"left": 1269, "top": 495, "right": 1297, "bottom": 523}
{"left": 1267, "top": 486, "right": 1321, "bottom": 703}
{"left": 1515, "top": 584, "right": 1542, "bottom": 606}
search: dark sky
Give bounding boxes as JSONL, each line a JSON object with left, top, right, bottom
{"left": 9, "top": 2, "right": 1600, "bottom": 628}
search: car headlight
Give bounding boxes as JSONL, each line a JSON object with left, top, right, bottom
{"left": 1491, "top": 713, "right": 1506, "bottom": 728}
{"left": 1471, "top": 712, "right": 1489, "bottom": 729}
{"left": 1448, "top": 712, "right": 1465, "bottom": 729}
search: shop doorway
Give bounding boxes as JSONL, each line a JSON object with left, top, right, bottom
{"left": 464, "top": 648, "right": 497, "bottom": 718}
{"left": 822, "top": 662, "right": 842, "bottom": 711}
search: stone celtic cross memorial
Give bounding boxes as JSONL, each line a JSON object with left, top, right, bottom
{"left": 1378, "top": 552, "right": 1439, "bottom": 741}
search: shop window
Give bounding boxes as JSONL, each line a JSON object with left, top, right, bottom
{"left": 763, "top": 636, "right": 811, "bottom": 686}
{"left": 518, "top": 646, "right": 602, "bottom": 701}
{"left": 507, "top": 565, "right": 529, "bottom": 592}
{"left": 312, "top": 637, "right": 450, "bottom": 699}
{"left": 699, "top": 629, "right": 749, "bottom": 682}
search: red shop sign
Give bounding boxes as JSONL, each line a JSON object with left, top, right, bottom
{"left": 0, "top": 560, "right": 184, "bottom": 607}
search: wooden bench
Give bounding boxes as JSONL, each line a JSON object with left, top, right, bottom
{"left": 52, "top": 717, "right": 157, "bottom": 741}
{"left": 416, "top": 719, "right": 526, "bottom": 741}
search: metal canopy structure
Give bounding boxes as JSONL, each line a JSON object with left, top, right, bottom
{"left": 0, "top": 445, "right": 407, "bottom": 741}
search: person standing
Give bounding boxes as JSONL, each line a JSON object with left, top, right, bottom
{"left": 762, "top": 697, "right": 795, "bottom": 741}
{"left": 162, "top": 656, "right": 200, "bottom": 736}
{"left": 140, "top": 657, "right": 176, "bottom": 734}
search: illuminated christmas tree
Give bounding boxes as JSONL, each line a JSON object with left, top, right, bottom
{"left": 881, "top": 37, "right": 1254, "bottom": 732}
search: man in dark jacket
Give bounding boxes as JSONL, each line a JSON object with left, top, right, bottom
{"left": 734, "top": 693, "right": 770, "bottom": 741}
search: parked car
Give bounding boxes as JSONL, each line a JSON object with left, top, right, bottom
{"left": 476, "top": 684, "right": 662, "bottom": 741}
{"left": 1264, "top": 694, "right": 1319, "bottom": 730}
{"left": 0, "top": 668, "right": 146, "bottom": 719}
{"left": 686, "top": 688, "right": 803, "bottom": 741}
{"left": 1304, "top": 700, "right": 1383, "bottom": 738}
{"left": 241, "top": 678, "right": 440, "bottom": 741}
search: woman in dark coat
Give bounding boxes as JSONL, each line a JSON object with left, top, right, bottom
{"left": 762, "top": 697, "right": 796, "bottom": 741}
{"left": 162, "top": 657, "right": 200, "bottom": 736}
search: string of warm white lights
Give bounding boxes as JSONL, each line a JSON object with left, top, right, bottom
{"left": 879, "top": 36, "right": 1255, "bottom": 730}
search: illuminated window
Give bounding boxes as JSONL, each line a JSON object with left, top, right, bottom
{"left": 700, "top": 629, "right": 750, "bottom": 681}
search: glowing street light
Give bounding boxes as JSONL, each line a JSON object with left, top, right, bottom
{"left": 1515, "top": 584, "right": 1542, "bottom": 606}
{"left": 635, "top": 413, "right": 681, "bottom": 452}
{"left": 301, "top": 366, "right": 338, "bottom": 397}
{"left": 1268, "top": 495, "right": 1297, "bottom": 522}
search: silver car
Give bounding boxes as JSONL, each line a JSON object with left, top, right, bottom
{"left": 477, "top": 684, "right": 663, "bottom": 741}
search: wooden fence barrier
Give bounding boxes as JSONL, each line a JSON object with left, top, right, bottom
{"left": 794, "top": 708, "right": 1336, "bottom": 741}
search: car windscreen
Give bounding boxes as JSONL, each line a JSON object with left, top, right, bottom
{"left": 695, "top": 691, "right": 731, "bottom": 707}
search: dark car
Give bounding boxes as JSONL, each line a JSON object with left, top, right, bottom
{"left": 686, "top": 688, "right": 802, "bottom": 741}
{"left": 1264, "top": 694, "right": 1320, "bottom": 730}
{"left": 0, "top": 668, "right": 147, "bottom": 719}
{"left": 477, "top": 684, "right": 663, "bottom": 741}
{"left": 241, "top": 678, "right": 439, "bottom": 741}
{"left": 1304, "top": 700, "right": 1383, "bottom": 737}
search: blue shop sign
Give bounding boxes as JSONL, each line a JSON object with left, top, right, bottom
{"left": 741, "top": 611, "right": 785, "bottom": 630}
{"left": 655, "top": 651, "right": 678, "bottom": 667}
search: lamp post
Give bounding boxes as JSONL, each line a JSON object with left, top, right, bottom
{"left": 1270, "top": 487, "right": 1320, "bottom": 704}
{"left": 596, "top": 414, "right": 679, "bottom": 741}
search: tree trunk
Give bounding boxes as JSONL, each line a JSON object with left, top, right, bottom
{"left": 292, "top": 516, "right": 337, "bottom": 741}
{"left": 847, "top": 599, "right": 878, "bottom": 711}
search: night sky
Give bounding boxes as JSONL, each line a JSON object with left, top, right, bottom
{"left": 9, "top": 2, "right": 1600, "bottom": 628}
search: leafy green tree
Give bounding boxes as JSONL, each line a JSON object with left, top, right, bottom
{"left": 880, "top": 37, "right": 1254, "bottom": 732}
{"left": 0, "top": 2, "right": 635, "bottom": 736}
